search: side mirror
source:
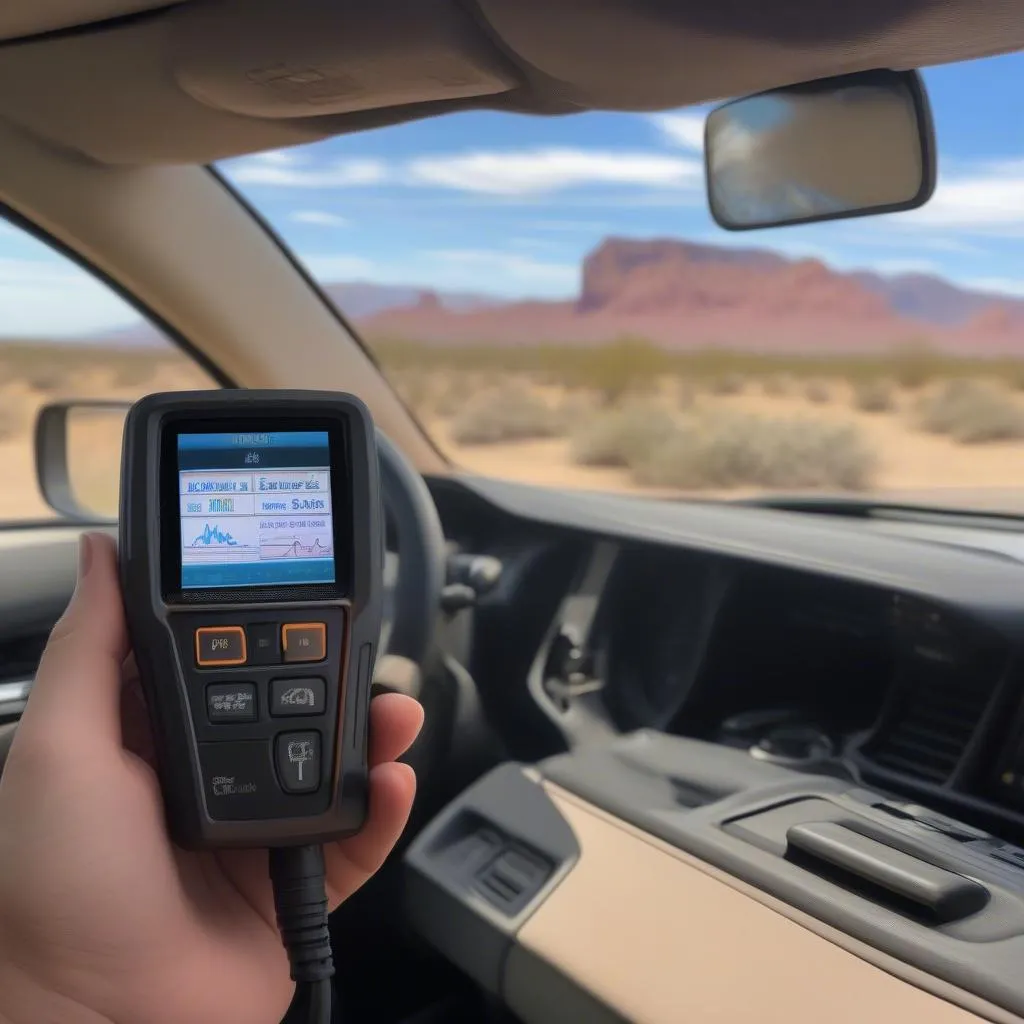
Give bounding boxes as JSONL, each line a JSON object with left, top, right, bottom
{"left": 35, "top": 401, "right": 131, "bottom": 522}
{"left": 705, "top": 68, "right": 936, "bottom": 230}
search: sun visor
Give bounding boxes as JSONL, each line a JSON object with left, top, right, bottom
{"left": 169, "top": 0, "right": 517, "bottom": 119}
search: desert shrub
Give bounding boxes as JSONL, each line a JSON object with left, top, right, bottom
{"left": 677, "top": 380, "right": 696, "bottom": 409}
{"left": 449, "top": 383, "right": 564, "bottom": 445}
{"left": 916, "top": 378, "right": 1024, "bottom": 443}
{"left": 570, "top": 403, "right": 678, "bottom": 468}
{"left": 763, "top": 373, "right": 794, "bottom": 397}
{"left": 804, "top": 379, "right": 831, "bottom": 404}
{"left": 558, "top": 389, "right": 600, "bottom": 425}
{"left": 26, "top": 369, "right": 71, "bottom": 393}
{"left": 632, "top": 413, "right": 877, "bottom": 491}
{"left": 853, "top": 378, "right": 895, "bottom": 413}
{"left": 710, "top": 373, "right": 745, "bottom": 396}
{"left": 889, "top": 343, "right": 941, "bottom": 390}
{"left": 570, "top": 336, "right": 669, "bottom": 405}
{"left": 432, "top": 373, "right": 477, "bottom": 417}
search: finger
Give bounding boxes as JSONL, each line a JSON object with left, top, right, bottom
{"left": 325, "top": 761, "right": 416, "bottom": 909}
{"left": 21, "top": 532, "right": 128, "bottom": 748}
{"left": 368, "top": 693, "right": 424, "bottom": 767}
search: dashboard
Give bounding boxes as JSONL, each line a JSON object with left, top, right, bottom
{"left": 432, "top": 475, "right": 1024, "bottom": 849}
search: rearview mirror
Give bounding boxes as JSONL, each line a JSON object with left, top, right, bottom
{"left": 35, "top": 401, "right": 131, "bottom": 522}
{"left": 705, "top": 69, "right": 936, "bottom": 230}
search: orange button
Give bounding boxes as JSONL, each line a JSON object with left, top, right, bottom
{"left": 282, "top": 622, "right": 327, "bottom": 663}
{"left": 195, "top": 626, "right": 247, "bottom": 667}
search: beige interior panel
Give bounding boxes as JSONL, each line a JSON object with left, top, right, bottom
{"left": 0, "top": 117, "right": 446, "bottom": 474}
{"left": 0, "top": 0, "right": 179, "bottom": 41}
{"left": 513, "top": 785, "right": 1018, "bottom": 1024}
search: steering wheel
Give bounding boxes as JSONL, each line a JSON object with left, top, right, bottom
{"left": 0, "top": 430, "right": 446, "bottom": 778}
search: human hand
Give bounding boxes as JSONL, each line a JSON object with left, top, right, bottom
{"left": 0, "top": 531, "right": 423, "bottom": 1024}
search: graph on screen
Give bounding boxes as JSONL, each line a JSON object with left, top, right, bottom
{"left": 261, "top": 535, "right": 334, "bottom": 560}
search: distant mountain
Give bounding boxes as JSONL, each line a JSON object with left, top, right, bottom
{"left": 321, "top": 282, "right": 499, "bottom": 319}
{"left": 851, "top": 271, "right": 1024, "bottom": 327}
{"left": 353, "top": 237, "right": 1024, "bottom": 355}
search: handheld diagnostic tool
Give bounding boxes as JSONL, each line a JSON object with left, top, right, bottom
{"left": 119, "top": 390, "right": 383, "bottom": 851}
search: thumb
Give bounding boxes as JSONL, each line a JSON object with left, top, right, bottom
{"left": 21, "top": 532, "right": 128, "bottom": 750}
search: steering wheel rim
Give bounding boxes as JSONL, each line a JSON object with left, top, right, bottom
{"left": 375, "top": 430, "right": 446, "bottom": 668}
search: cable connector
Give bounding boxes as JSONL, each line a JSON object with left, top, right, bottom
{"left": 270, "top": 845, "right": 335, "bottom": 1024}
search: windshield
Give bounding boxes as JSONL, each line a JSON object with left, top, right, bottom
{"left": 219, "top": 51, "right": 1024, "bottom": 513}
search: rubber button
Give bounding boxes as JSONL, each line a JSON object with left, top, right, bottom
{"left": 270, "top": 677, "right": 326, "bottom": 716}
{"left": 195, "top": 626, "right": 247, "bottom": 667}
{"left": 282, "top": 623, "right": 326, "bottom": 663}
{"left": 276, "top": 731, "right": 321, "bottom": 794}
{"left": 247, "top": 622, "right": 281, "bottom": 665}
{"left": 206, "top": 682, "right": 257, "bottom": 723}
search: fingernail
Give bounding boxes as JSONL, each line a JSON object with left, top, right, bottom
{"left": 78, "top": 532, "right": 93, "bottom": 581}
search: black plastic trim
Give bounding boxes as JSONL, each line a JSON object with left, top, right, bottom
{"left": 706, "top": 68, "right": 937, "bottom": 232}
{"left": 403, "top": 764, "right": 580, "bottom": 996}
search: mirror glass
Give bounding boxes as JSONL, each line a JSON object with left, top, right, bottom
{"left": 706, "top": 71, "right": 931, "bottom": 229}
{"left": 65, "top": 405, "right": 127, "bottom": 520}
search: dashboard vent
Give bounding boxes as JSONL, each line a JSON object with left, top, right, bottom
{"left": 865, "top": 664, "right": 997, "bottom": 784}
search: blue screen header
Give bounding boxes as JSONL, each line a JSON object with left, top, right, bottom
{"left": 178, "top": 431, "right": 330, "bottom": 451}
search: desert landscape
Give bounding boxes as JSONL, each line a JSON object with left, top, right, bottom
{"left": 8, "top": 234, "right": 1024, "bottom": 520}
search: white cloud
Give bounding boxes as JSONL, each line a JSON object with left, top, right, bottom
{"left": 959, "top": 276, "right": 1024, "bottom": 298}
{"left": 254, "top": 150, "right": 304, "bottom": 167}
{"left": 902, "top": 159, "right": 1024, "bottom": 231}
{"left": 426, "top": 249, "right": 578, "bottom": 289}
{"left": 227, "top": 156, "right": 387, "bottom": 188}
{"left": 0, "top": 257, "right": 142, "bottom": 337}
{"left": 650, "top": 112, "right": 706, "bottom": 152}
{"left": 404, "top": 148, "right": 702, "bottom": 195}
{"left": 290, "top": 210, "right": 350, "bottom": 227}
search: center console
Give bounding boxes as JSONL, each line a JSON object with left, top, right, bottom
{"left": 406, "top": 732, "right": 1024, "bottom": 1023}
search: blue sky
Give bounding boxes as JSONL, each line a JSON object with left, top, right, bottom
{"left": 5, "top": 50, "right": 1024, "bottom": 335}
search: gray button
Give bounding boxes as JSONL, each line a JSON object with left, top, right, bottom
{"left": 270, "top": 677, "right": 326, "bottom": 717}
{"left": 206, "top": 682, "right": 257, "bottom": 723}
{"left": 276, "top": 731, "right": 321, "bottom": 794}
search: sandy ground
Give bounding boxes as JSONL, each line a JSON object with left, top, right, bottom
{"left": 6, "top": 372, "right": 1024, "bottom": 519}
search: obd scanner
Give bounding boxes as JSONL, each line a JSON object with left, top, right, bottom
{"left": 119, "top": 390, "right": 384, "bottom": 1023}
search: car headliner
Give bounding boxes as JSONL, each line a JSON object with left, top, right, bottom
{"left": 0, "top": 0, "right": 1020, "bottom": 166}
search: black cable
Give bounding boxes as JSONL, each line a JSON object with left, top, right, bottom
{"left": 270, "top": 845, "right": 335, "bottom": 1024}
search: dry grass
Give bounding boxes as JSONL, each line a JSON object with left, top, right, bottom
{"left": 916, "top": 378, "right": 1024, "bottom": 444}
{"left": 632, "top": 413, "right": 877, "bottom": 491}
{"left": 853, "top": 378, "right": 895, "bottom": 413}
{"left": 804, "top": 379, "right": 831, "bottom": 404}
{"left": 710, "top": 373, "right": 746, "bottom": 396}
{"left": 450, "top": 382, "right": 564, "bottom": 445}
{"left": 570, "top": 403, "right": 678, "bottom": 468}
